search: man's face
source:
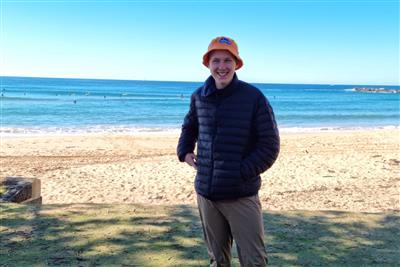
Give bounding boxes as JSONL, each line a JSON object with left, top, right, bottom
{"left": 208, "top": 50, "right": 237, "bottom": 89}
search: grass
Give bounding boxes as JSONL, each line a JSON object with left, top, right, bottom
{"left": 0, "top": 203, "right": 399, "bottom": 266}
{"left": 0, "top": 185, "right": 6, "bottom": 196}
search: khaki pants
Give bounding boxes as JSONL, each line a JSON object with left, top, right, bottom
{"left": 197, "top": 194, "right": 268, "bottom": 267}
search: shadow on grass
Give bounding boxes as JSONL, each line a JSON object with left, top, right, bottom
{"left": 264, "top": 210, "right": 399, "bottom": 266}
{"left": 1, "top": 203, "right": 399, "bottom": 266}
{"left": 0, "top": 203, "right": 206, "bottom": 266}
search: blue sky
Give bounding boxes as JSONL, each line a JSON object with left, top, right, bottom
{"left": 0, "top": 0, "right": 399, "bottom": 85}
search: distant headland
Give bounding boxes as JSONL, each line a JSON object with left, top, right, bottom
{"left": 353, "top": 87, "right": 399, "bottom": 94}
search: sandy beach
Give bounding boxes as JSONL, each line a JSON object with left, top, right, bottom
{"left": 1, "top": 129, "right": 399, "bottom": 212}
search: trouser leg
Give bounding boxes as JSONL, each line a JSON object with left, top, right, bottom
{"left": 218, "top": 194, "right": 268, "bottom": 267}
{"left": 197, "top": 194, "right": 233, "bottom": 267}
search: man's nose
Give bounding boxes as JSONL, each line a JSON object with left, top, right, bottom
{"left": 217, "top": 62, "right": 226, "bottom": 69}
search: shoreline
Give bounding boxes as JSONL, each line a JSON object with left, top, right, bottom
{"left": 1, "top": 128, "right": 399, "bottom": 212}
{"left": 1, "top": 125, "right": 398, "bottom": 139}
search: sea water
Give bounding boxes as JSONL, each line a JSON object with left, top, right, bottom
{"left": 1, "top": 76, "right": 399, "bottom": 135}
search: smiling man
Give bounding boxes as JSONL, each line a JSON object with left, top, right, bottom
{"left": 177, "top": 36, "right": 280, "bottom": 266}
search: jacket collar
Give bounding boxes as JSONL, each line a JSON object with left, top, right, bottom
{"left": 201, "top": 73, "right": 239, "bottom": 97}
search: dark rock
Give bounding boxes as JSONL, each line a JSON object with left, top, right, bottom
{"left": 353, "top": 87, "right": 399, "bottom": 94}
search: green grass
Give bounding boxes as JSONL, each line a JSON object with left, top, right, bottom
{"left": 0, "top": 184, "right": 6, "bottom": 196}
{"left": 1, "top": 203, "right": 399, "bottom": 266}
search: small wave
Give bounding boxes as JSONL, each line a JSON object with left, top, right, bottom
{"left": 279, "top": 125, "right": 399, "bottom": 133}
{"left": 0, "top": 125, "right": 181, "bottom": 137}
{"left": 0, "top": 96, "right": 60, "bottom": 101}
{"left": 1, "top": 125, "right": 398, "bottom": 137}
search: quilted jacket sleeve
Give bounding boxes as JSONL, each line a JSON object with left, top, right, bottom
{"left": 240, "top": 95, "right": 280, "bottom": 179}
{"left": 177, "top": 94, "right": 199, "bottom": 162}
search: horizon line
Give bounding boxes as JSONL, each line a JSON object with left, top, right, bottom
{"left": 0, "top": 75, "right": 399, "bottom": 87}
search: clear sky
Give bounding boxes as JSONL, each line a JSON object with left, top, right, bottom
{"left": 0, "top": 0, "right": 399, "bottom": 85}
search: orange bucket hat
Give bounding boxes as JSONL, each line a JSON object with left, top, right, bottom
{"left": 202, "top": 36, "right": 243, "bottom": 70}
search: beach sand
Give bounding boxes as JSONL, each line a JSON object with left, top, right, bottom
{"left": 1, "top": 129, "right": 399, "bottom": 212}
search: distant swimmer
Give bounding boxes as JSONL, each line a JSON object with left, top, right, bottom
{"left": 73, "top": 100, "right": 77, "bottom": 104}
{"left": 104, "top": 95, "right": 106, "bottom": 98}
{"left": 180, "top": 94, "right": 184, "bottom": 99}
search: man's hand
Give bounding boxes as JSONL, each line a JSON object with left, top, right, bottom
{"left": 184, "top": 153, "right": 197, "bottom": 169}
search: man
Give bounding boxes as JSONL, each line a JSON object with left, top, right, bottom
{"left": 177, "top": 36, "right": 280, "bottom": 266}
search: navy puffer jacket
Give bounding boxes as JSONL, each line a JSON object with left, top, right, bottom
{"left": 177, "top": 74, "right": 280, "bottom": 200}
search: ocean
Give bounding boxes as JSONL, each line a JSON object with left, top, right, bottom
{"left": 1, "top": 76, "right": 399, "bottom": 135}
